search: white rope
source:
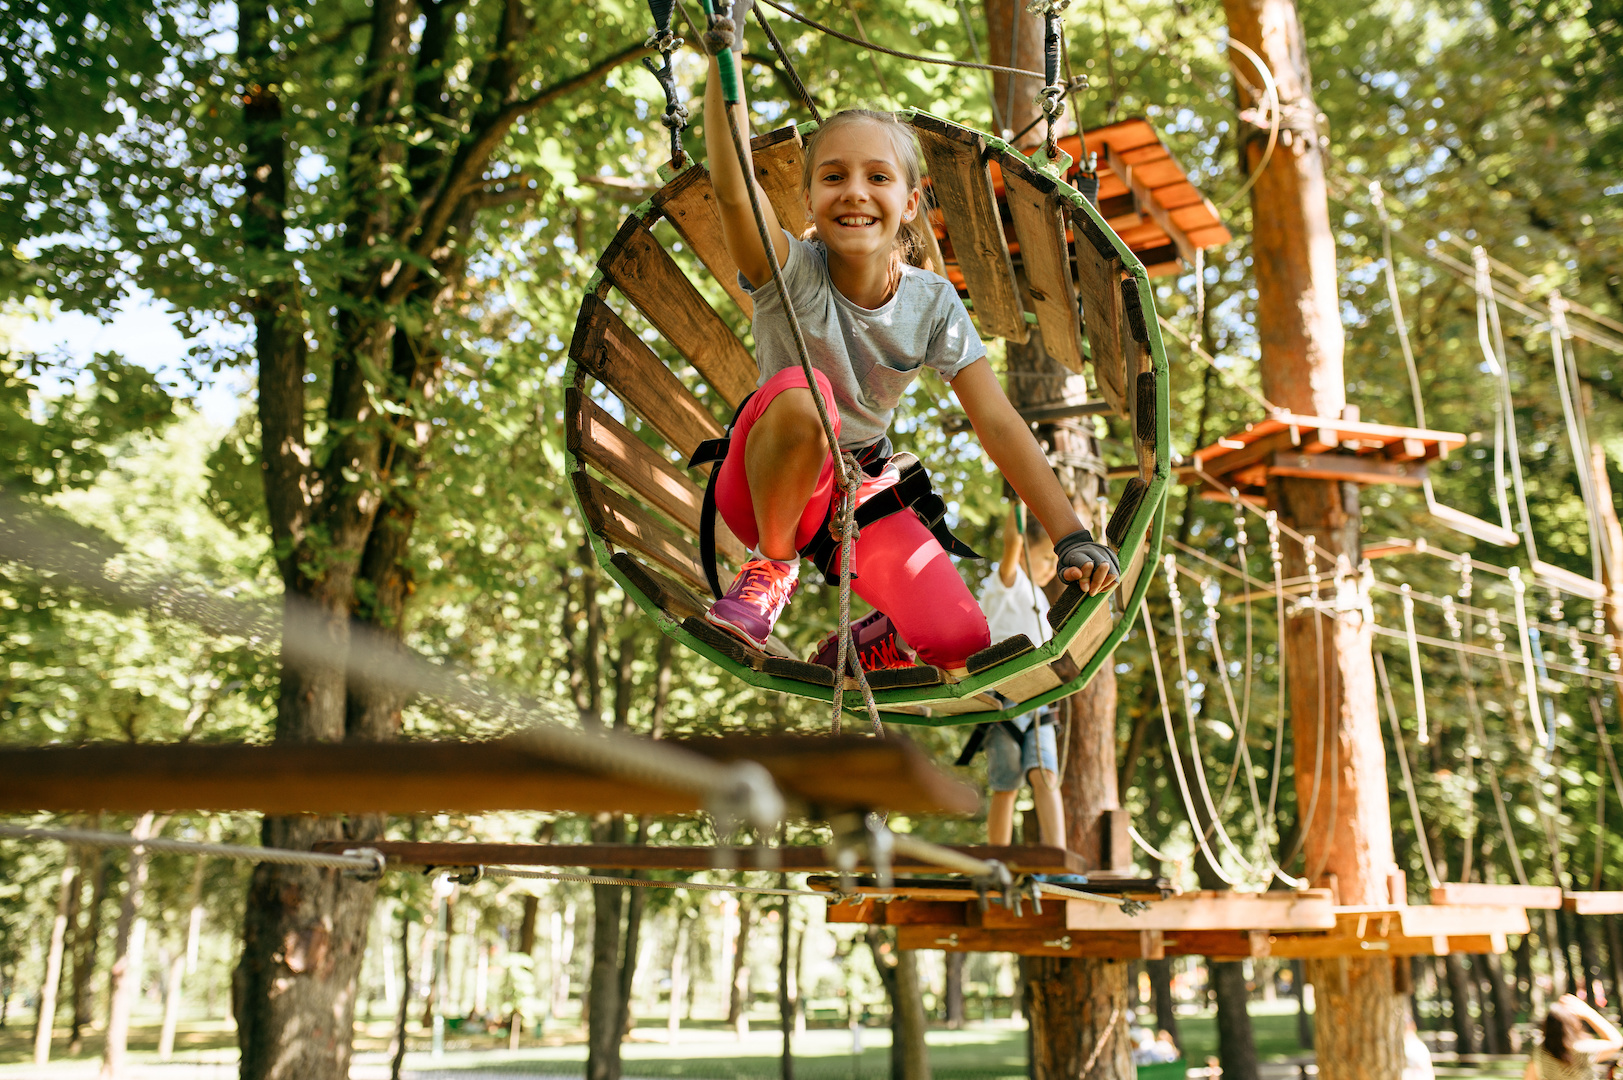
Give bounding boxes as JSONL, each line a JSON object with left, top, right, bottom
{"left": 481, "top": 866, "right": 818, "bottom": 897}
{"left": 1372, "top": 653, "right": 1442, "bottom": 888}
{"left": 0, "top": 823, "right": 385, "bottom": 876}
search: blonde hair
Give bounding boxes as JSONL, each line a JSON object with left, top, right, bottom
{"left": 800, "top": 109, "right": 937, "bottom": 275}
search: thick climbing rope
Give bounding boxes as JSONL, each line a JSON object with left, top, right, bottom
{"left": 753, "top": 0, "right": 1045, "bottom": 78}
{"left": 0, "top": 824, "right": 387, "bottom": 878}
{"left": 750, "top": 3, "right": 823, "bottom": 122}
{"left": 702, "top": 0, "right": 880, "bottom": 735}
{"left": 1373, "top": 652, "right": 1442, "bottom": 887}
{"left": 0, "top": 496, "right": 787, "bottom": 834}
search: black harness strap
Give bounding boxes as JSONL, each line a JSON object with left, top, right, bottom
{"left": 688, "top": 394, "right": 982, "bottom": 598}
{"left": 954, "top": 710, "right": 1060, "bottom": 767}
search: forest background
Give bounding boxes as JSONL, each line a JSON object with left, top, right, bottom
{"left": 0, "top": 0, "right": 1619, "bottom": 1073}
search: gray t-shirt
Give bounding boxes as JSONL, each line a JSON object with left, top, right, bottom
{"left": 742, "top": 233, "right": 986, "bottom": 449}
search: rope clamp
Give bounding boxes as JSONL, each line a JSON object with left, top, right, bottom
{"left": 341, "top": 847, "right": 387, "bottom": 882}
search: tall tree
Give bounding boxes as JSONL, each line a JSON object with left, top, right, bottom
{"left": 1221, "top": 0, "right": 1404, "bottom": 1077}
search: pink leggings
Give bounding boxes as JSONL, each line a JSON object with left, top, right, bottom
{"left": 715, "top": 367, "right": 990, "bottom": 669}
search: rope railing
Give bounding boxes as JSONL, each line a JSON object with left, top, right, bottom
{"left": 0, "top": 824, "right": 387, "bottom": 878}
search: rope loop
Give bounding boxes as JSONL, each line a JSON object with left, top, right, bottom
{"left": 703, "top": 15, "right": 737, "bottom": 53}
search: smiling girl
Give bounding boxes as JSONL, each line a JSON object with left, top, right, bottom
{"left": 700, "top": 23, "right": 1119, "bottom": 673}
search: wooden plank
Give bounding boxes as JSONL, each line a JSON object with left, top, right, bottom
{"left": 1104, "top": 144, "right": 1195, "bottom": 266}
{"left": 1182, "top": 428, "right": 1301, "bottom": 482}
{"left": 1071, "top": 205, "right": 1127, "bottom": 412}
{"left": 1061, "top": 889, "right": 1338, "bottom": 931}
{"left": 569, "top": 391, "right": 746, "bottom": 564}
{"left": 1397, "top": 904, "right": 1529, "bottom": 938}
{"left": 899, "top": 926, "right": 1162, "bottom": 959}
{"left": 1162, "top": 930, "right": 1273, "bottom": 959}
{"left": 651, "top": 165, "right": 753, "bottom": 316}
{"left": 750, "top": 124, "right": 809, "bottom": 238}
{"left": 0, "top": 734, "right": 980, "bottom": 816}
{"left": 1430, "top": 883, "right": 1564, "bottom": 909}
{"left": 575, "top": 472, "right": 709, "bottom": 591}
{"left": 1564, "top": 892, "right": 1623, "bottom": 915}
{"left": 1062, "top": 602, "right": 1114, "bottom": 669}
{"left": 911, "top": 114, "right": 1028, "bottom": 343}
{"left": 986, "top": 656, "right": 1063, "bottom": 704}
{"left": 1266, "top": 932, "right": 1507, "bottom": 960}
{"left": 570, "top": 295, "right": 724, "bottom": 460}
{"left": 1268, "top": 452, "right": 1428, "bottom": 487}
{"left": 599, "top": 217, "right": 758, "bottom": 408}
{"left": 610, "top": 552, "right": 710, "bottom": 622}
{"left": 1000, "top": 155, "right": 1085, "bottom": 373}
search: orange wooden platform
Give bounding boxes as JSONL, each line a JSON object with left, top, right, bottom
{"left": 929, "top": 117, "right": 1231, "bottom": 291}
{"left": 1180, "top": 412, "right": 1467, "bottom": 501}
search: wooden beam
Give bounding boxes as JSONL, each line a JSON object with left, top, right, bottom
{"left": 897, "top": 926, "right": 1164, "bottom": 959}
{"left": 1055, "top": 889, "right": 1337, "bottom": 931}
{"left": 1267, "top": 452, "right": 1428, "bottom": 487}
{"left": 0, "top": 734, "right": 979, "bottom": 816}
{"left": 1266, "top": 932, "right": 1507, "bottom": 960}
{"left": 1430, "top": 883, "right": 1564, "bottom": 909}
{"left": 1161, "top": 929, "right": 1273, "bottom": 959}
{"left": 1396, "top": 904, "right": 1530, "bottom": 938}
{"left": 650, "top": 165, "right": 753, "bottom": 316}
{"left": 1564, "top": 892, "right": 1623, "bottom": 915}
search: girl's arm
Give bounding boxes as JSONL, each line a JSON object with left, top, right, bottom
{"left": 703, "top": 44, "right": 789, "bottom": 287}
{"left": 1562, "top": 995, "right": 1623, "bottom": 1057}
{"left": 951, "top": 358, "right": 1116, "bottom": 594}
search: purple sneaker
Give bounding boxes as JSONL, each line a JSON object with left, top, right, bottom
{"left": 809, "top": 610, "right": 919, "bottom": 672}
{"left": 706, "top": 558, "right": 800, "bottom": 650}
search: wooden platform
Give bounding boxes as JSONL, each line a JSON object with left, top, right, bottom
{"left": 933, "top": 117, "right": 1231, "bottom": 287}
{"left": 0, "top": 734, "right": 977, "bottom": 817}
{"left": 306, "top": 842, "right": 1084, "bottom": 874}
{"left": 831, "top": 895, "right": 1530, "bottom": 958}
{"left": 1431, "top": 882, "right": 1564, "bottom": 909}
{"left": 1181, "top": 412, "right": 1467, "bottom": 500}
{"left": 1564, "top": 892, "right": 1623, "bottom": 915}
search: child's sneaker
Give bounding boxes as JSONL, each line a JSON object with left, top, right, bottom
{"left": 809, "top": 610, "right": 919, "bottom": 672}
{"left": 706, "top": 558, "right": 800, "bottom": 650}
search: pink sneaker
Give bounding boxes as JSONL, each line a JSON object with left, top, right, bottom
{"left": 706, "top": 558, "right": 800, "bottom": 650}
{"left": 809, "top": 610, "right": 919, "bottom": 672}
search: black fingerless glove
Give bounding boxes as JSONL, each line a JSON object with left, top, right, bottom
{"left": 1054, "top": 528, "right": 1121, "bottom": 579}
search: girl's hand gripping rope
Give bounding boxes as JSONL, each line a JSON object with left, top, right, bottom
{"left": 1054, "top": 529, "right": 1119, "bottom": 595}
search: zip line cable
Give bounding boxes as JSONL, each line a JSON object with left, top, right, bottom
{"left": 753, "top": 0, "right": 1045, "bottom": 78}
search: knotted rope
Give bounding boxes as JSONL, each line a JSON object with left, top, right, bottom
{"left": 703, "top": 0, "right": 881, "bottom": 735}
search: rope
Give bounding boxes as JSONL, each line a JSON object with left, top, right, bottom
{"left": 1156, "top": 315, "right": 1279, "bottom": 415}
{"left": 706, "top": 2, "right": 879, "bottom": 734}
{"left": 1081, "top": 1003, "right": 1123, "bottom": 1076}
{"left": 1547, "top": 296, "right": 1611, "bottom": 585}
{"left": 1398, "top": 584, "right": 1431, "bottom": 745}
{"left": 1373, "top": 652, "right": 1442, "bottom": 887}
{"left": 753, "top": 0, "right": 1045, "bottom": 78}
{"left": 1221, "top": 38, "right": 1279, "bottom": 212}
{"left": 751, "top": 3, "right": 823, "bottom": 122}
{"left": 1139, "top": 597, "right": 1242, "bottom": 887}
{"left": 0, "top": 824, "right": 387, "bottom": 878}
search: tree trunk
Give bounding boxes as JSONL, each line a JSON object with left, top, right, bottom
{"left": 69, "top": 849, "right": 109, "bottom": 1054}
{"left": 159, "top": 943, "right": 185, "bottom": 1060}
{"left": 780, "top": 892, "right": 794, "bottom": 1080}
{"left": 728, "top": 897, "right": 754, "bottom": 1035}
{"left": 1442, "top": 954, "right": 1477, "bottom": 1055}
{"left": 1211, "top": 961, "right": 1260, "bottom": 1080}
{"left": 1292, "top": 959, "right": 1314, "bottom": 1048}
{"left": 1515, "top": 932, "right": 1539, "bottom": 1017}
{"left": 586, "top": 868, "right": 626, "bottom": 1080}
{"left": 1220, "top": 0, "right": 1405, "bottom": 1071}
{"left": 100, "top": 812, "right": 156, "bottom": 1080}
{"left": 945, "top": 951, "right": 966, "bottom": 1029}
{"left": 866, "top": 927, "right": 930, "bottom": 1080}
{"left": 1146, "top": 958, "right": 1178, "bottom": 1048}
{"left": 34, "top": 860, "right": 75, "bottom": 1065}
{"left": 667, "top": 914, "right": 689, "bottom": 1044}
{"left": 389, "top": 907, "right": 411, "bottom": 1080}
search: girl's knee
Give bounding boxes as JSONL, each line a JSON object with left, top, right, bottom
{"left": 910, "top": 610, "right": 990, "bottom": 670}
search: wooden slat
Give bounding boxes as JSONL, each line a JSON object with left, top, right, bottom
{"left": 1430, "top": 883, "right": 1564, "bottom": 909}
{"left": 911, "top": 114, "right": 1028, "bottom": 342}
{"left": 1071, "top": 206, "right": 1127, "bottom": 412}
{"left": 750, "top": 124, "right": 809, "bottom": 238}
{"left": 1564, "top": 892, "right": 1623, "bottom": 915}
{"left": 651, "top": 165, "right": 752, "bottom": 316}
{"left": 1162, "top": 930, "right": 1273, "bottom": 959}
{"left": 1000, "top": 155, "right": 1085, "bottom": 373}
{"left": 1117, "top": 277, "right": 1151, "bottom": 421}
{"left": 1061, "top": 889, "right": 1337, "bottom": 931}
{"left": 1268, "top": 452, "right": 1428, "bottom": 487}
{"left": 575, "top": 472, "right": 709, "bottom": 591}
{"left": 987, "top": 658, "right": 1063, "bottom": 705}
{"left": 569, "top": 295, "right": 724, "bottom": 460}
{"left": 1062, "top": 602, "right": 1114, "bottom": 669}
{"left": 611, "top": 552, "right": 709, "bottom": 622}
{"left": 899, "top": 925, "right": 1163, "bottom": 959}
{"left": 1266, "top": 932, "right": 1506, "bottom": 960}
{"left": 599, "top": 217, "right": 758, "bottom": 407}
{"left": 1104, "top": 144, "right": 1195, "bottom": 266}
{"left": 569, "top": 391, "right": 746, "bottom": 564}
{"left": 0, "top": 734, "right": 980, "bottom": 816}
{"left": 1397, "top": 904, "right": 1530, "bottom": 938}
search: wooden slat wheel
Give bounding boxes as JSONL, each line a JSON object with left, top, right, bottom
{"left": 565, "top": 115, "right": 1174, "bottom": 724}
